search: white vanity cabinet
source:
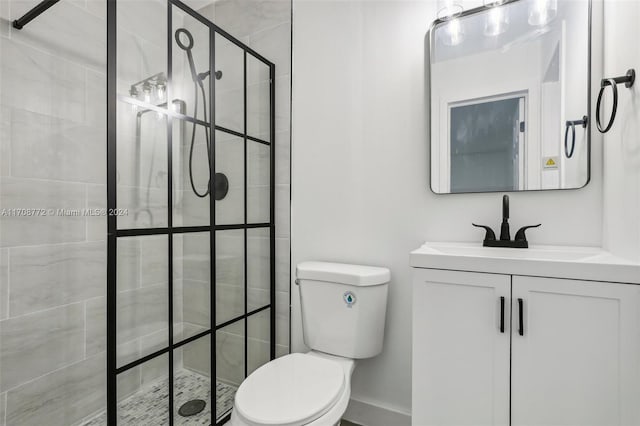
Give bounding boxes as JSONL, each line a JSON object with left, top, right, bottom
{"left": 412, "top": 267, "right": 640, "bottom": 426}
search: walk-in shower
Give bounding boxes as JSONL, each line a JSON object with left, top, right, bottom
{"left": 5, "top": 0, "right": 276, "bottom": 424}
{"left": 105, "top": 0, "right": 276, "bottom": 424}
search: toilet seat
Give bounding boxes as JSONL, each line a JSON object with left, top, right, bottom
{"left": 233, "top": 353, "right": 346, "bottom": 426}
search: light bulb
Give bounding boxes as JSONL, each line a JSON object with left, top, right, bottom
{"left": 528, "top": 0, "right": 557, "bottom": 26}
{"left": 156, "top": 83, "right": 166, "bottom": 101}
{"left": 143, "top": 83, "right": 152, "bottom": 104}
{"left": 443, "top": 18, "right": 464, "bottom": 46}
{"left": 485, "top": 6, "right": 509, "bottom": 36}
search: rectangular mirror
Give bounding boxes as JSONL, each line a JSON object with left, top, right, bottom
{"left": 429, "top": 0, "right": 591, "bottom": 194}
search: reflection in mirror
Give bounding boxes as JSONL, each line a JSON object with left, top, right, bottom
{"left": 429, "top": 0, "right": 591, "bottom": 194}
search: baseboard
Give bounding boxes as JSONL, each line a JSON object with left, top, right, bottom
{"left": 342, "top": 397, "right": 411, "bottom": 426}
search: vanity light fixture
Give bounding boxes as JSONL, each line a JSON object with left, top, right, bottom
{"left": 437, "top": 1, "right": 465, "bottom": 46}
{"left": 484, "top": 1, "right": 509, "bottom": 36}
{"left": 528, "top": 0, "right": 557, "bottom": 26}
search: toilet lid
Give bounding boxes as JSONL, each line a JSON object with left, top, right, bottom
{"left": 234, "top": 353, "right": 345, "bottom": 426}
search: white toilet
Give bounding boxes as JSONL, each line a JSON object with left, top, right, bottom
{"left": 230, "top": 261, "right": 390, "bottom": 426}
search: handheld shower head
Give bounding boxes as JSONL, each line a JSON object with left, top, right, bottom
{"left": 175, "top": 28, "right": 194, "bottom": 50}
{"left": 175, "top": 28, "right": 200, "bottom": 84}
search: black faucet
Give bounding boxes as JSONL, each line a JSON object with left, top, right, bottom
{"left": 473, "top": 195, "right": 541, "bottom": 248}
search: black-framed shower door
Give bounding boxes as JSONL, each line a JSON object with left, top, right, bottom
{"left": 106, "top": 0, "right": 276, "bottom": 424}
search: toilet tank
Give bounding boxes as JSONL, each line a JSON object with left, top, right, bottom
{"left": 297, "top": 261, "right": 390, "bottom": 359}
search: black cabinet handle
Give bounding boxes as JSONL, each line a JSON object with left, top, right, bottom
{"left": 518, "top": 298, "right": 524, "bottom": 336}
{"left": 499, "top": 296, "right": 505, "bottom": 333}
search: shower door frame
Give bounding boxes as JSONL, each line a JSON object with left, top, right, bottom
{"left": 106, "top": 0, "right": 276, "bottom": 424}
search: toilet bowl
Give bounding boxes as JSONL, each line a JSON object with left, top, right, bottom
{"left": 230, "top": 351, "right": 355, "bottom": 426}
{"left": 229, "top": 261, "right": 390, "bottom": 426}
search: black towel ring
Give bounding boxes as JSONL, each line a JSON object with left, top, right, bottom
{"left": 596, "top": 69, "right": 635, "bottom": 134}
{"left": 564, "top": 116, "right": 588, "bottom": 158}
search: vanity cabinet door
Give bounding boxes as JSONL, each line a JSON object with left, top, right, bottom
{"left": 412, "top": 269, "right": 510, "bottom": 426}
{"left": 511, "top": 276, "right": 640, "bottom": 426}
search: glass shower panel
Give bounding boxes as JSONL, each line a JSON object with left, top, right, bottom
{"left": 116, "top": 354, "right": 170, "bottom": 424}
{"left": 248, "top": 309, "right": 271, "bottom": 375}
{"left": 173, "top": 121, "right": 211, "bottom": 227}
{"left": 116, "top": 235, "right": 169, "bottom": 368}
{"left": 215, "top": 131, "right": 245, "bottom": 225}
{"left": 174, "top": 337, "right": 212, "bottom": 425}
{"left": 215, "top": 34, "right": 245, "bottom": 133}
{"left": 116, "top": 0, "right": 169, "bottom": 230}
{"left": 116, "top": 0, "right": 168, "bottom": 98}
{"left": 247, "top": 227, "right": 270, "bottom": 310}
{"left": 172, "top": 8, "right": 211, "bottom": 122}
{"left": 216, "top": 230, "right": 245, "bottom": 325}
{"left": 247, "top": 55, "right": 271, "bottom": 142}
{"left": 247, "top": 141, "right": 270, "bottom": 224}
{"left": 116, "top": 104, "right": 168, "bottom": 229}
{"left": 216, "top": 320, "right": 245, "bottom": 419}
{"left": 174, "top": 232, "right": 211, "bottom": 342}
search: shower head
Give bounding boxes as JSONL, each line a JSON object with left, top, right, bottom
{"left": 175, "top": 28, "right": 200, "bottom": 84}
{"left": 175, "top": 28, "right": 194, "bottom": 51}
{"left": 175, "top": 28, "right": 223, "bottom": 83}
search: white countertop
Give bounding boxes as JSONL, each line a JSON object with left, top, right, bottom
{"left": 410, "top": 242, "right": 640, "bottom": 284}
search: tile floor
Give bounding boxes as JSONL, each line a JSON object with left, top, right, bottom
{"left": 82, "top": 369, "right": 236, "bottom": 425}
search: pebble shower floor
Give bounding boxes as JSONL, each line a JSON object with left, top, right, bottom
{"left": 82, "top": 370, "right": 237, "bottom": 425}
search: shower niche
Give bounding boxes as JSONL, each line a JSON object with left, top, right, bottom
{"left": 103, "top": 1, "right": 275, "bottom": 424}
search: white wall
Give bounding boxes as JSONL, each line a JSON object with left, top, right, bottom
{"left": 602, "top": 0, "right": 640, "bottom": 262}
{"left": 292, "top": 0, "right": 603, "bottom": 420}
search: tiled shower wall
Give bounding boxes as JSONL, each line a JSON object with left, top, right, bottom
{"left": 199, "top": 0, "right": 292, "bottom": 360}
{"left": 0, "top": 0, "right": 184, "bottom": 423}
{"left": 0, "top": 0, "right": 109, "bottom": 424}
{"left": 0, "top": 0, "right": 290, "bottom": 425}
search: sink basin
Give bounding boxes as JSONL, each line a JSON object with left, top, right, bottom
{"left": 420, "top": 242, "right": 602, "bottom": 262}
{"left": 410, "top": 242, "right": 640, "bottom": 284}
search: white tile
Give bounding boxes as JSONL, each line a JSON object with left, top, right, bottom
{"left": 249, "top": 22, "right": 291, "bottom": 78}
{"left": 10, "top": 109, "right": 105, "bottom": 183}
{"left": 216, "top": 321, "right": 244, "bottom": 386}
{"left": 10, "top": 1, "right": 106, "bottom": 72}
{"left": 0, "top": 1, "right": 10, "bottom": 37}
{"left": 5, "top": 354, "right": 107, "bottom": 426}
{"left": 85, "top": 184, "right": 107, "bottom": 241}
{"left": 247, "top": 228, "right": 270, "bottom": 306}
{"left": 247, "top": 81, "right": 271, "bottom": 140}
{"left": 214, "top": 0, "right": 290, "bottom": 40}
{"left": 0, "top": 178, "right": 86, "bottom": 247}
{"left": 0, "top": 38, "right": 86, "bottom": 123}
{"left": 183, "top": 279, "right": 210, "bottom": 328}
{"left": 0, "top": 303, "right": 85, "bottom": 392}
{"left": 276, "top": 290, "right": 289, "bottom": 347}
{"left": 182, "top": 333, "right": 211, "bottom": 376}
{"left": 275, "top": 343, "right": 288, "bottom": 358}
{"left": 0, "top": 249, "right": 7, "bottom": 320}
{"left": 9, "top": 241, "right": 106, "bottom": 316}
{"left": 86, "top": 0, "right": 106, "bottom": 19}
{"left": 247, "top": 185, "right": 270, "bottom": 224}
{"left": 216, "top": 282, "right": 244, "bottom": 325}
{"left": 274, "top": 130, "right": 290, "bottom": 185}
{"left": 85, "top": 69, "right": 106, "bottom": 128}
{"left": 117, "top": 284, "right": 168, "bottom": 347}
{"left": 275, "top": 237, "right": 290, "bottom": 292}
{"left": 139, "top": 235, "right": 168, "bottom": 287}
{"left": 275, "top": 184, "right": 289, "bottom": 238}
{"left": 0, "top": 106, "right": 10, "bottom": 177}
{"left": 117, "top": 237, "right": 141, "bottom": 292}
{"left": 275, "top": 74, "right": 291, "bottom": 135}
{"left": 85, "top": 297, "right": 106, "bottom": 358}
